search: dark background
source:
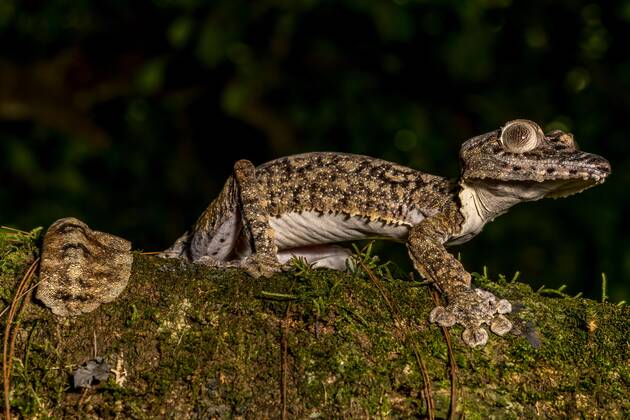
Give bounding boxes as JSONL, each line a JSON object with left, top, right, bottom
{"left": 1, "top": 1, "right": 627, "bottom": 301}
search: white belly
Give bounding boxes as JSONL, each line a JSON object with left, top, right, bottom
{"left": 269, "top": 210, "right": 425, "bottom": 250}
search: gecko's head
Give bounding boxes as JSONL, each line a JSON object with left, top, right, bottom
{"left": 459, "top": 119, "right": 611, "bottom": 199}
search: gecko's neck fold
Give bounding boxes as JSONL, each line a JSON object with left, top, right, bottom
{"left": 466, "top": 181, "right": 527, "bottom": 222}
{"left": 451, "top": 179, "right": 554, "bottom": 246}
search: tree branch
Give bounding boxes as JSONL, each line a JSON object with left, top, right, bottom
{"left": 0, "top": 230, "right": 628, "bottom": 417}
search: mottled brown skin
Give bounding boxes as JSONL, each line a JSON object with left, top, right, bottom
{"left": 38, "top": 119, "right": 611, "bottom": 347}
{"left": 254, "top": 153, "right": 458, "bottom": 287}
{"left": 256, "top": 153, "right": 451, "bottom": 218}
{"left": 251, "top": 153, "right": 471, "bottom": 292}
{"left": 248, "top": 153, "right": 452, "bottom": 273}
{"left": 168, "top": 153, "right": 456, "bottom": 277}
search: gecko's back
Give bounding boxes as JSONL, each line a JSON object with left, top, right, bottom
{"left": 255, "top": 152, "right": 453, "bottom": 223}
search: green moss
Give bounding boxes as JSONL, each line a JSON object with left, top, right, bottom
{"left": 0, "top": 226, "right": 41, "bottom": 306}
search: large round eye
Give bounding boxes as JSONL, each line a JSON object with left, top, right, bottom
{"left": 500, "top": 120, "right": 542, "bottom": 153}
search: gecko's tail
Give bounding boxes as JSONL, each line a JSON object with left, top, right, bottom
{"left": 159, "top": 230, "right": 193, "bottom": 260}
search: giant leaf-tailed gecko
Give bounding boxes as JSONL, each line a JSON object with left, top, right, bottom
{"left": 37, "top": 119, "right": 611, "bottom": 347}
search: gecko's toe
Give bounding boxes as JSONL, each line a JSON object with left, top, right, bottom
{"left": 196, "top": 255, "right": 237, "bottom": 267}
{"left": 429, "top": 306, "right": 456, "bottom": 327}
{"left": 496, "top": 299, "right": 512, "bottom": 314}
{"left": 195, "top": 255, "right": 281, "bottom": 278}
{"left": 490, "top": 314, "right": 513, "bottom": 336}
{"left": 462, "top": 327, "right": 488, "bottom": 347}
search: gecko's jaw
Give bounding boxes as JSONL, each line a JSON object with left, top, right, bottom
{"left": 545, "top": 174, "right": 607, "bottom": 198}
{"left": 545, "top": 177, "right": 602, "bottom": 198}
{"left": 460, "top": 151, "right": 610, "bottom": 209}
{"left": 464, "top": 150, "right": 610, "bottom": 200}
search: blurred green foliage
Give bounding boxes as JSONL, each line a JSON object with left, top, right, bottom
{"left": 0, "top": 0, "right": 628, "bottom": 300}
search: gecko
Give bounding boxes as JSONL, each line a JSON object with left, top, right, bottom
{"left": 36, "top": 119, "right": 611, "bottom": 347}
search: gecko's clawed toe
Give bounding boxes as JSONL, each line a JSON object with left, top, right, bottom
{"left": 462, "top": 327, "right": 489, "bottom": 347}
{"left": 496, "top": 298, "right": 512, "bottom": 314}
{"left": 429, "top": 306, "right": 456, "bottom": 327}
{"left": 490, "top": 314, "right": 513, "bottom": 336}
{"left": 195, "top": 255, "right": 281, "bottom": 278}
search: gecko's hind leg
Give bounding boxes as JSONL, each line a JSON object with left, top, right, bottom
{"left": 186, "top": 160, "right": 281, "bottom": 278}
{"left": 160, "top": 230, "right": 192, "bottom": 259}
{"left": 160, "top": 170, "right": 243, "bottom": 263}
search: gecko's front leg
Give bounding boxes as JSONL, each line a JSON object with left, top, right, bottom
{"left": 407, "top": 211, "right": 512, "bottom": 347}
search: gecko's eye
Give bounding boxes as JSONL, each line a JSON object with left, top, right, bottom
{"left": 500, "top": 120, "right": 542, "bottom": 153}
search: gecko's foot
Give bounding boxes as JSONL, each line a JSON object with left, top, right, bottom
{"left": 197, "top": 254, "right": 282, "bottom": 278}
{"left": 429, "top": 286, "right": 512, "bottom": 347}
{"left": 238, "top": 255, "right": 282, "bottom": 278}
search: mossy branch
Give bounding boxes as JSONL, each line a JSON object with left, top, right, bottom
{"left": 0, "top": 229, "right": 628, "bottom": 418}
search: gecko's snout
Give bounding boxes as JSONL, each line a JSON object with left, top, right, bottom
{"left": 543, "top": 152, "right": 610, "bottom": 199}
{"left": 578, "top": 152, "right": 611, "bottom": 183}
{"left": 598, "top": 157, "right": 612, "bottom": 177}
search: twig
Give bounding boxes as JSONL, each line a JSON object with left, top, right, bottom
{"left": 260, "top": 291, "right": 298, "bottom": 300}
{"left": 431, "top": 290, "right": 458, "bottom": 419}
{"left": 0, "top": 226, "right": 29, "bottom": 235}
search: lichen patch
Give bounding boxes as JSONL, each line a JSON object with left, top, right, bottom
{"left": 158, "top": 298, "right": 192, "bottom": 340}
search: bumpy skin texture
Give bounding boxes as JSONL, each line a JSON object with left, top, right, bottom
{"left": 38, "top": 120, "right": 611, "bottom": 347}
{"left": 37, "top": 218, "right": 133, "bottom": 317}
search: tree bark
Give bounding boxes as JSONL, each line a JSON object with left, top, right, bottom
{"left": 1, "top": 229, "right": 628, "bottom": 418}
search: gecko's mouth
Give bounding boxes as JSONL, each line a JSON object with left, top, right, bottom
{"left": 543, "top": 156, "right": 611, "bottom": 198}
{"left": 464, "top": 154, "right": 610, "bottom": 203}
